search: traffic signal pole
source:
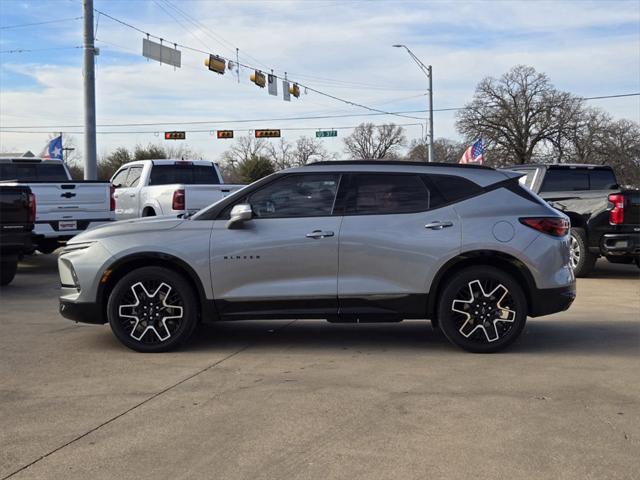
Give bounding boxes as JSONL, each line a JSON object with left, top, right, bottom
{"left": 83, "top": 0, "right": 97, "bottom": 180}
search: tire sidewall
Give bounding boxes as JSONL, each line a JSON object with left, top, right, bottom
{"left": 0, "top": 257, "right": 18, "bottom": 286}
{"left": 570, "top": 228, "right": 596, "bottom": 277}
{"left": 107, "top": 266, "right": 197, "bottom": 352}
{"left": 437, "top": 266, "right": 527, "bottom": 353}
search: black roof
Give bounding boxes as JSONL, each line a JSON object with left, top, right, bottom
{"left": 306, "top": 160, "right": 492, "bottom": 170}
{"left": 505, "top": 163, "right": 613, "bottom": 170}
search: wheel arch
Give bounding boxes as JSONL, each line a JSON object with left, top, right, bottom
{"left": 141, "top": 206, "right": 156, "bottom": 217}
{"left": 427, "top": 250, "right": 536, "bottom": 321}
{"left": 98, "top": 252, "right": 215, "bottom": 323}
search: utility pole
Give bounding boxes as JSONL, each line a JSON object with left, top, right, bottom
{"left": 82, "top": 0, "right": 97, "bottom": 179}
{"left": 393, "top": 44, "right": 434, "bottom": 162}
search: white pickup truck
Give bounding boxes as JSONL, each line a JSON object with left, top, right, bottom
{"left": 110, "top": 159, "right": 244, "bottom": 219}
{"left": 0, "top": 157, "right": 115, "bottom": 253}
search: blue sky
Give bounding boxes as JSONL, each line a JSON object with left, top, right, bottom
{"left": 1, "top": 0, "right": 639, "bottom": 161}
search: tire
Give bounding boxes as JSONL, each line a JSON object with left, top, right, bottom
{"left": 0, "top": 257, "right": 18, "bottom": 286}
{"left": 107, "top": 266, "right": 198, "bottom": 352}
{"left": 36, "top": 241, "right": 59, "bottom": 255}
{"left": 569, "top": 228, "right": 597, "bottom": 277}
{"left": 605, "top": 256, "right": 634, "bottom": 265}
{"left": 437, "top": 266, "right": 528, "bottom": 353}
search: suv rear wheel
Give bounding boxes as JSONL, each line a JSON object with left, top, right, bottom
{"left": 107, "top": 266, "right": 198, "bottom": 352}
{"left": 569, "top": 228, "right": 596, "bottom": 277}
{"left": 437, "top": 266, "right": 527, "bottom": 353}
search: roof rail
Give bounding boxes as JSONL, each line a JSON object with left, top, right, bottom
{"left": 306, "top": 160, "right": 493, "bottom": 170}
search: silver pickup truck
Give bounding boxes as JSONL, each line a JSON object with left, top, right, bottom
{"left": 110, "top": 159, "right": 244, "bottom": 219}
{"left": 0, "top": 157, "right": 114, "bottom": 253}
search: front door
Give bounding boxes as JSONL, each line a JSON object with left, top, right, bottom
{"left": 112, "top": 166, "right": 143, "bottom": 219}
{"left": 337, "top": 173, "right": 461, "bottom": 320}
{"left": 210, "top": 173, "right": 343, "bottom": 319}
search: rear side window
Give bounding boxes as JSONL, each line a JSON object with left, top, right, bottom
{"left": 427, "top": 174, "right": 482, "bottom": 203}
{"left": 149, "top": 164, "right": 221, "bottom": 185}
{"left": 0, "top": 162, "right": 69, "bottom": 181}
{"left": 345, "top": 174, "right": 438, "bottom": 215}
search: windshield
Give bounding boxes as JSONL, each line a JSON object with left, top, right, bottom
{"left": 0, "top": 162, "right": 69, "bottom": 181}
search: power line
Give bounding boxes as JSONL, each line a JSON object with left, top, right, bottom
{"left": 0, "top": 46, "right": 82, "bottom": 54}
{"left": 92, "top": 7, "right": 423, "bottom": 121}
{"left": 0, "top": 17, "right": 82, "bottom": 30}
{"left": 2, "top": 93, "right": 636, "bottom": 131}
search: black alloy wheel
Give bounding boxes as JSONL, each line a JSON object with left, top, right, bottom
{"left": 437, "top": 266, "right": 527, "bottom": 353}
{"left": 107, "top": 266, "right": 198, "bottom": 352}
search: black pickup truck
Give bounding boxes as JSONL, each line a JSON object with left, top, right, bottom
{"left": 0, "top": 185, "right": 35, "bottom": 285}
{"left": 504, "top": 164, "right": 640, "bottom": 276}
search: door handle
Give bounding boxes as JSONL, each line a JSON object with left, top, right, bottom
{"left": 129, "top": 193, "right": 136, "bottom": 197}
{"left": 306, "top": 230, "right": 335, "bottom": 239}
{"left": 425, "top": 221, "right": 453, "bottom": 230}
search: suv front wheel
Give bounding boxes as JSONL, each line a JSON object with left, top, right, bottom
{"left": 107, "top": 266, "right": 198, "bottom": 352}
{"left": 437, "top": 266, "right": 527, "bottom": 353}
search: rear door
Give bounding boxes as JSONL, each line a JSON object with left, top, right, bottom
{"left": 337, "top": 173, "right": 461, "bottom": 320}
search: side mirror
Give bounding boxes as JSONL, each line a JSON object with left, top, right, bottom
{"left": 227, "top": 203, "right": 252, "bottom": 228}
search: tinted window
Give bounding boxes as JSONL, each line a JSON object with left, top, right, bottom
{"left": 125, "top": 166, "right": 144, "bottom": 187}
{"left": 540, "top": 169, "right": 589, "bottom": 191}
{"left": 149, "top": 164, "right": 221, "bottom": 185}
{"left": 428, "top": 174, "right": 482, "bottom": 203}
{"left": 0, "top": 162, "right": 69, "bottom": 181}
{"left": 589, "top": 169, "right": 617, "bottom": 190}
{"left": 345, "top": 174, "right": 436, "bottom": 215}
{"left": 248, "top": 174, "right": 340, "bottom": 218}
{"left": 111, "top": 168, "right": 129, "bottom": 187}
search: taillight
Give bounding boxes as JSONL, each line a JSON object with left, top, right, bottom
{"left": 608, "top": 193, "right": 624, "bottom": 225}
{"left": 28, "top": 193, "right": 36, "bottom": 223}
{"left": 519, "top": 217, "right": 569, "bottom": 237}
{"left": 109, "top": 185, "right": 116, "bottom": 212}
{"left": 172, "top": 189, "right": 185, "bottom": 211}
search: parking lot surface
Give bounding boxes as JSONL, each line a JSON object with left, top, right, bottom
{"left": 1, "top": 255, "right": 638, "bottom": 480}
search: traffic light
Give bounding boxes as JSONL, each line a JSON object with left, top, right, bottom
{"left": 250, "top": 70, "right": 266, "bottom": 88}
{"left": 164, "top": 131, "right": 186, "bottom": 140}
{"left": 289, "top": 83, "right": 300, "bottom": 98}
{"left": 205, "top": 54, "right": 226, "bottom": 74}
{"left": 217, "top": 130, "right": 234, "bottom": 139}
{"left": 255, "top": 129, "right": 281, "bottom": 138}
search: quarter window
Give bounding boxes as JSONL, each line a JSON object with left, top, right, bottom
{"left": 248, "top": 174, "right": 340, "bottom": 218}
{"left": 345, "top": 174, "right": 436, "bottom": 215}
{"left": 426, "top": 174, "right": 482, "bottom": 203}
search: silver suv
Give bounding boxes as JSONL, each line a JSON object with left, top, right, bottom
{"left": 58, "top": 161, "right": 575, "bottom": 353}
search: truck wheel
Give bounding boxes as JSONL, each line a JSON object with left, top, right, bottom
{"left": 0, "top": 257, "right": 18, "bottom": 286}
{"left": 569, "top": 228, "right": 597, "bottom": 277}
{"left": 142, "top": 208, "right": 156, "bottom": 217}
{"left": 107, "top": 266, "right": 198, "bottom": 352}
{"left": 437, "top": 266, "right": 527, "bottom": 353}
{"left": 37, "top": 241, "right": 59, "bottom": 254}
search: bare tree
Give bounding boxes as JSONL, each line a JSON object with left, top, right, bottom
{"left": 292, "top": 136, "right": 334, "bottom": 166}
{"left": 343, "top": 123, "right": 406, "bottom": 160}
{"left": 456, "top": 65, "right": 582, "bottom": 165}
{"left": 406, "top": 138, "right": 465, "bottom": 163}
{"left": 220, "top": 135, "right": 266, "bottom": 170}
{"left": 265, "top": 138, "right": 294, "bottom": 170}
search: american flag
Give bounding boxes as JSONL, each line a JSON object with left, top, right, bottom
{"left": 459, "top": 138, "right": 484, "bottom": 164}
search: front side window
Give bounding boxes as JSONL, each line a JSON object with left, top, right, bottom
{"left": 345, "top": 174, "right": 435, "bottom": 215}
{"left": 248, "top": 174, "right": 340, "bottom": 218}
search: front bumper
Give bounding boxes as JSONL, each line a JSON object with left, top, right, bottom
{"left": 528, "top": 282, "right": 576, "bottom": 317}
{"left": 600, "top": 232, "right": 640, "bottom": 257}
{"left": 59, "top": 298, "right": 106, "bottom": 324}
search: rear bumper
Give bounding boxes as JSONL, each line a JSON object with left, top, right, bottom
{"left": 529, "top": 282, "right": 576, "bottom": 317}
{"left": 600, "top": 232, "right": 640, "bottom": 257}
{"left": 34, "top": 219, "right": 112, "bottom": 239}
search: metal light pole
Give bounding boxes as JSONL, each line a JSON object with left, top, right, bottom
{"left": 393, "top": 44, "right": 434, "bottom": 162}
{"left": 83, "top": 0, "right": 97, "bottom": 179}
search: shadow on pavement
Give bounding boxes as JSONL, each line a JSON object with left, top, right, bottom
{"left": 176, "top": 318, "right": 640, "bottom": 356}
